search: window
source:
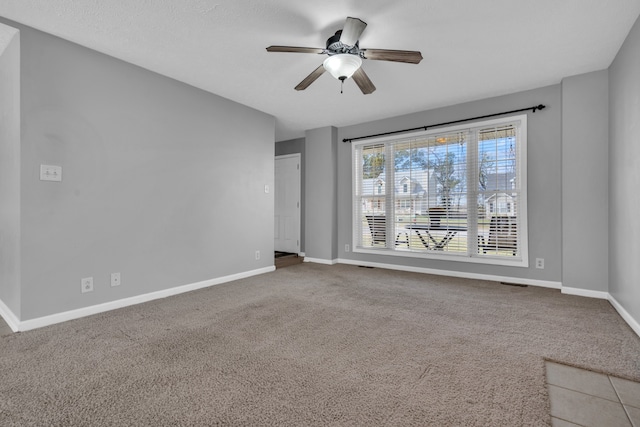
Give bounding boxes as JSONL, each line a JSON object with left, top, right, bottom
{"left": 352, "top": 115, "right": 528, "bottom": 267}
{"left": 397, "top": 200, "right": 412, "bottom": 210}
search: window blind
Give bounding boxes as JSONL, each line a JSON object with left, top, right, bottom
{"left": 352, "top": 115, "right": 528, "bottom": 267}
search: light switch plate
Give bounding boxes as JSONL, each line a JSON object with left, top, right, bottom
{"left": 40, "top": 165, "right": 62, "bottom": 182}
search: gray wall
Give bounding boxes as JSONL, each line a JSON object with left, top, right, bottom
{"left": 275, "top": 137, "right": 305, "bottom": 252}
{"left": 305, "top": 127, "right": 338, "bottom": 261}
{"left": 561, "top": 70, "right": 609, "bottom": 292}
{"left": 609, "top": 15, "right": 640, "bottom": 323}
{"left": 337, "top": 85, "right": 563, "bottom": 283}
{"left": 0, "top": 24, "right": 21, "bottom": 317}
{"left": 4, "top": 20, "right": 275, "bottom": 321}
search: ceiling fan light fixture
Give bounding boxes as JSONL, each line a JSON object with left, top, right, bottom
{"left": 266, "top": 16, "right": 421, "bottom": 94}
{"left": 323, "top": 54, "right": 362, "bottom": 81}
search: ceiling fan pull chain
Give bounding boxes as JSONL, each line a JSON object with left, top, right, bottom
{"left": 339, "top": 75, "right": 347, "bottom": 94}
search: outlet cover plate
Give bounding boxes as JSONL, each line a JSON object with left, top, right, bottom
{"left": 111, "top": 272, "right": 121, "bottom": 287}
{"left": 81, "top": 277, "right": 93, "bottom": 293}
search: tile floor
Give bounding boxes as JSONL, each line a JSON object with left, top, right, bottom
{"left": 547, "top": 360, "right": 640, "bottom": 427}
{"left": 274, "top": 251, "right": 304, "bottom": 269}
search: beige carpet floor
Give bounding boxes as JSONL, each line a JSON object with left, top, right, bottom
{"left": 1, "top": 263, "right": 639, "bottom": 426}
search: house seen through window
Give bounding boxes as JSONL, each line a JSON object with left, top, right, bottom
{"left": 352, "top": 115, "right": 528, "bottom": 267}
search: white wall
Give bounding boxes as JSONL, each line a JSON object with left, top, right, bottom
{"left": 609, "top": 15, "right": 640, "bottom": 326}
{"left": 0, "top": 24, "right": 20, "bottom": 319}
{"left": 1, "top": 20, "right": 275, "bottom": 322}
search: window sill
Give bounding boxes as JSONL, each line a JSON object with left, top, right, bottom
{"left": 353, "top": 246, "right": 529, "bottom": 268}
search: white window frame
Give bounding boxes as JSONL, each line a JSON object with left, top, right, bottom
{"left": 351, "top": 115, "right": 529, "bottom": 267}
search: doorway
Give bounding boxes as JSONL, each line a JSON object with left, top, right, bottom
{"left": 274, "top": 154, "right": 301, "bottom": 255}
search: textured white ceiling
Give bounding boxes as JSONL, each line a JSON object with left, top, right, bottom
{"left": 1, "top": 0, "right": 639, "bottom": 141}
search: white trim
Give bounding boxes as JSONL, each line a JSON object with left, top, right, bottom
{"left": 5, "top": 263, "right": 639, "bottom": 340}
{"left": 275, "top": 153, "right": 300, "bottom": 160}
{"left": 0, "top": 298, "right": 20, "bottom": 332}
{"left": 561, "top": 286, "right": 609, "bottom": 299}
{"left": 608, "top": 295, "right": 640, "bottom": 338}
{"left": 351, "top": 114, "right": 529, "bottom": 269}
{"left": 335, "top": 258, "right": 560, "bottom": 289}
{"left": 12, "top": 266, "right": 275, "bottom": 332}
{"left": 352, "top": 246, "right": 529, "bottom": 268}
{"left": 275, "top": 153, "right": 302, "bottom": 254}
{"left": 335, "top": 259, "right": 640, "bottom": 339}
{"left": 303, "top": 257, "right": 338, "bottom": 265}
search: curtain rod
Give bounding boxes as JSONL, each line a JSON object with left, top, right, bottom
{"left": 342, "top": 104, "right": 546, "bottom": 143}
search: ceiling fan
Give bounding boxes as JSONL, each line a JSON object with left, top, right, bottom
{"left": 266, "top": 17, "right": 423, "bottom": 94}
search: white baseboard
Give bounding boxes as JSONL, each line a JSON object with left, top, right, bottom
{"left": 9, "top": 266, "right": 275, "bottom": 332}
{"left": 608, "top": 294, "right": 640, "bottom": 338}
{"left": 331, "top": 258, "right": 640, "bottom": 338}
{"left": 303, "top": 257, "right": 338, "bottom": 265}
{"left": 0, "top": 298, "right": 20, "bottom": 332}
{"left": 6, "top": 262, "right": 639, "bottom": 340}
{"left": 561, "top": 287, "right": 610, "bottom": 299}
{"left": 335, "top": 258, "right": 562, "bottom": 289}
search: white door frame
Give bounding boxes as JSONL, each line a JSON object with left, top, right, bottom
{"left": 275, "top": 153, "right": 301, "bottom": 254}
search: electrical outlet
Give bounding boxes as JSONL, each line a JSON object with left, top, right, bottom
{"left": 535, "top": 258, "right": 545, "bottom": 269}
{"left": 111, "top": 272, "right": 121, "bottom": 287}
{"left": 345, "top": 244, "right": 350, "bottom": 252}
{"left": 255, "top": 250, "right": 260, "bottom": 260}
{"left": 81, "top": 277, "right": 93, "bottom": 293}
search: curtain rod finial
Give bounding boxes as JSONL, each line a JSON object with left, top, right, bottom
{"left": 533, "top": 104, "right": 546, "bottom": 112}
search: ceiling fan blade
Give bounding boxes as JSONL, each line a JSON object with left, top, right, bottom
{"left": 352, "top": 67, "right": 376, "bottom": 95}
{"left": 361, "top": 49, "right": 423, "bottom": 64}
{"left": 266, "top": 46, "right": 324, "bottom": 54}
{"left": 295, "top": 65, "right": 326, "bottom": 91}
{"left": 340, "top": 17, "right": 367, "bottom": 46}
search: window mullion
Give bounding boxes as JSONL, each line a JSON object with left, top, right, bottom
{"left": 385, "top": 143, "right": 395, "bottom": 248}
{"left": 466, "top": 130, "right": 479, "bottom": 256}
{"left": 353, "top": 145, "right": 363, "bottom": 248}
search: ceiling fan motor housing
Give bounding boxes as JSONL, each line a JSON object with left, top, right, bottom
{"left": 326, "top": 30, "right": 360, "bottom": 56}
